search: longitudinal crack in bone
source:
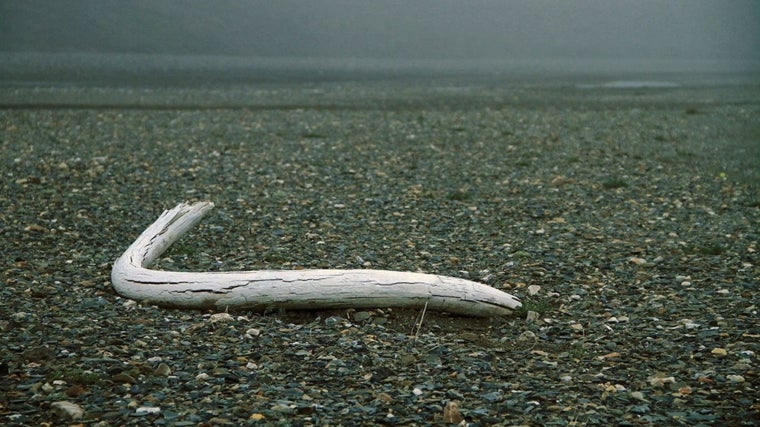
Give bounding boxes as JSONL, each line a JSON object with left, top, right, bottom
{"left": 111, "top": 202, "right": 521, "bottom": 317}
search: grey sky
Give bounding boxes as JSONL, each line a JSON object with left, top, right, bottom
{"left": 1, "top": 0, "right": 758, "bottom": 61}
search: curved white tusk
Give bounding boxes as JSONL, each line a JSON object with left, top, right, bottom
{"left": 111, "top": 202, "right": 521, "bottom": 317}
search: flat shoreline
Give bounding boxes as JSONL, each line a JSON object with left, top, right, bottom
{"left": 2, "top": 80, "right": 759, "bottom": 109}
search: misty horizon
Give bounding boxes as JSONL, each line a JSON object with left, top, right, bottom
{"left": 2, "top": 1, "right": 759, "bottom": 87}
{"left": 2, "top": 1, "right": 758, "bottom": 60}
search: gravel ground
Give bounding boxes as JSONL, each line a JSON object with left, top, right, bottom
{"left": 1, "top": 82, "right": 759, "bottom": 426}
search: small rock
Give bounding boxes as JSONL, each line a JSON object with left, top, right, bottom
{"left": 51, "top": 401, "right": 84, "bottom": 420}
{"left": 569, "top": 323, "right": 584, "bottom": 332}
{"left": 376, "top": 392, "right": 393, "bottom": 403}
{"left": 11, "top": 311, "right": 29, "bottom": 321}
{"left": 324, "top": 316, "right": 346, "bottom": 327}
{"left": 525, "top": 310, "right": 539, "bottom": 323}
{"left": 630, "top": 391, "right": 647, "bottom": 401}
{"left": 711, "top": 348, "right": 728, "bottom": 358}
{"left": 22, "top": 346, "right": 54, "bottom": 362}
{"left": 412, "top": 388, "right": 423, "bottom": 396}
{"left": 353, "top": 311, "right": 371, "bottom": 322}
{"left": 270, "top": 403, "right": 294, "bottom": 413}
{"left": 527, "top": 285, "right": 541, "bottom": 296}
{"left": 24, "top": 224, "right": 47, "bottom": 232}
{"left": 400, "top": 354, "right": 416, "bottom": 366}
{"left": 65, "top": 385, "right": 86, "bottom": 397}
{"left": 245, "top": 328, "right": 261, "bottom": 337}
{"left": 677, "top": 385, "right": 692, "bottom": 395}
{"left": 648, "top": 376, "right": 676, "bottom": 387}
{"left": 112, "top": 373, "right": 137, "bottom": 384}
{"left": 136, "top": 406, "right": 161, "bottom": 415}
{"left": 517, "top": 331, "right": 536, "bottom": 341}
{"left": 598, "top": 352, "right": 621, "bottom": 360}
{"left": 441, "top": 400, "right": 463, "bottom": 424}
{"left": 727, "top": 375, "right": 745, "bottom": 383}
{"left": 155, "top": 362, "right": 171, "bottom": 377}
{"left": 209, "top": 313, "right": 234, "bottom": 323}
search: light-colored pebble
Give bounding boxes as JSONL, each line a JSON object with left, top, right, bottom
{"left": 711, "top": 348, "right": 728, "bottom": 358}
{"left": 649, "top": 376, "right": 676, "bottom": 387}
{"left": 51, "top": 401, "right": 84, "bottom": 420}
{"left": 517, "top": 331, "right": 536, "bottom": 341}
{"left": 209, "top": 313, "right": 234, "bottom": 323}
{"left": 630, "top": 391, "right": 647, "bottom": 401}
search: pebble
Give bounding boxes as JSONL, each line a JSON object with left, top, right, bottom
{"left": 648, "top": 376, "right": 676, "bottom": 387}
{"left": 353, "top": 311, "right": 371, "bottom": 322}
{"left": 598, "top": 352, "right": 621, "bottom": 360}
{"left": 209, "top": 313, "right": 235, "bottom": 323}
{"left": 630, "top": 391, "right": 647, "bottom": 401}
{"left": 441, "top": 401, "right": 463, "bottom": 424}
{"left": 711, "top": 348, "right": 728, "bottom": 358}
{"left": 112, "top": 373, "right": 137, "bottom": 384}
{"left": 155, "top": 362, "right": 172, "bottom": 376}
{"left": 376, "top": 392, "right": 393, "bottom": 403}
{"left": 50, "top": 401, "right": 84, "bottom": 420}
{"left": 517, "top": 331, "right": 537, "bottom": 341}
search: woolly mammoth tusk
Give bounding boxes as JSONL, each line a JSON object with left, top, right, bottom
{"left": 111, "top": 202, "right": 522, "bottom": 317}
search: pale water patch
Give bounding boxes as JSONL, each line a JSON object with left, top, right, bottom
{"left": 577, "top": 81, "right": 681, "bottom": 89}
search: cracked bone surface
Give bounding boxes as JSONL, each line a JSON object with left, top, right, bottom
{"left": 111, "top": 202, "right": 521, "bottom": 317}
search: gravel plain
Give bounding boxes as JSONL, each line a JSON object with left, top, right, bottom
{"left": 1, "top": 81, "right": 759, "bottom": 425}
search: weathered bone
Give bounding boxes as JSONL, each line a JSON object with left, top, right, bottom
{"left": 111, "top": 202, "right": 521, "bottom": 317}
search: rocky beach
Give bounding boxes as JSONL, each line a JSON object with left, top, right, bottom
{"left": 1, "top": 81, "right": 758, "bottom": 425}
